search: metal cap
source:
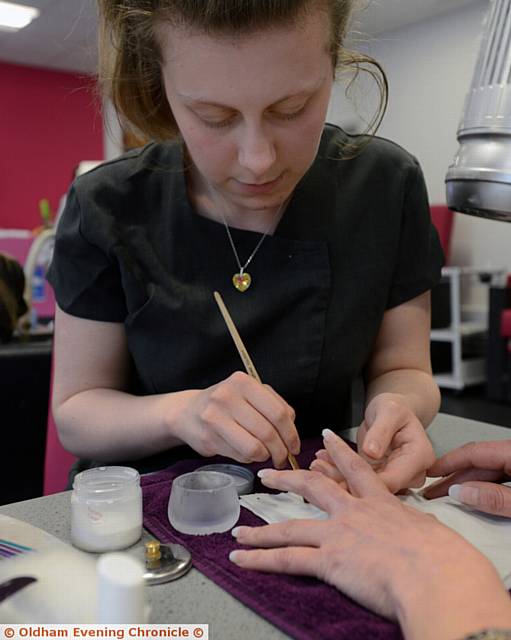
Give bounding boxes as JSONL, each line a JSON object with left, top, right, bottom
{"left": 135, "top": 541, "right": 192, "bottom": 585}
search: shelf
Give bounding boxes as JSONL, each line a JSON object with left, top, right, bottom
{"left": 429, "top": 265, "right": 503, "bottom": 390}
{"left": 434, "top": 358, "right": 486, "bottom": 390}
{"left": 431, "top": 321, "right": 487, "bottom": 342}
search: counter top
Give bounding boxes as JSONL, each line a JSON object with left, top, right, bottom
{"left": 1, "top": 413, "right": 509, "bottom": 637}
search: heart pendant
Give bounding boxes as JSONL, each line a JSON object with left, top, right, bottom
{"left": 232, "top": 272, "right": 251, "bottom": 292}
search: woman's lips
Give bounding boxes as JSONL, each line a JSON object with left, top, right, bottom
{"left": 235, "top": 173, "right": 284, "bottom": 194}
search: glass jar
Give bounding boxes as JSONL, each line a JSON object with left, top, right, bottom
{"left": 71, "top": 466, "right": 143, "bottom": 552}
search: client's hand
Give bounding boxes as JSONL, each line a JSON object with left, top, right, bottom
{"left": 310, "top": 393, "right": 435, "bottom": 493}
{"left": 230, "top": 430, "right": 511, "bottom": 640}
{"left": 175, "top": 371, "right": 300, "bottom": 469}
{"left": 423, "top": 440, "right": 511, "bottom": 517}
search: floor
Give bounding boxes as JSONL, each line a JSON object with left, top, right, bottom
{"left": 440, "top": 385, "right": 511, "bottom": 428}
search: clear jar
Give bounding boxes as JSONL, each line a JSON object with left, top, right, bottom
{"left": 71, "top": 466, "right": 143, "bottom": 552}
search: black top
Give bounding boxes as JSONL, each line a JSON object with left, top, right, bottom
{"left": 48, "top": 124, "right": 443, "bottom": 471}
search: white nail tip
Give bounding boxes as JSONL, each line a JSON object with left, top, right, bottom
{"left": 448, "top": 484, "right": 462, "bottom": 501}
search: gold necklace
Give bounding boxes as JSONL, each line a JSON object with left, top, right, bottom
{"left": 219, "top": 201, "right": 285, "bottom": 292}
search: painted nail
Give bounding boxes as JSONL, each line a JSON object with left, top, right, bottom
{"left": 449, "top": 484, "right": 480, "bottom": 504}
{"left": 448, "top": 484, "right": 461, "bottom": 501}
{"left": 322, "top": 428, "right": 336, "bottom": 440}
{"left": 231, "top": 527, "right": 241, "bottom": 538}
{"left": 229, "top": 550, "right": 242, "bottom": 563}
{"left": 257, "top": 469, "right": 273, "bottom": 479}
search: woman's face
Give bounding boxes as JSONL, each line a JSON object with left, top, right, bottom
{"left": 159, "top": 9, "right": 334, "bottom": 214}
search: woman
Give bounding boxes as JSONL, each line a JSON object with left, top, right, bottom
{"left": 47, "top": 0, "right": 443, "bottom": 487}
{"left": 230, "top": 430, "right": 511, "bottom": 640}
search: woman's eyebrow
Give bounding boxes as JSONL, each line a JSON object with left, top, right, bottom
{"left": 178, "top": 82, "right": 324, "bottom": 109}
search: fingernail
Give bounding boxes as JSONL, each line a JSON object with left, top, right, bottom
{"left": 448, "top": 484, "right": 461, "bottom": 501}
{"left": 449, "top": 484, "right": 479, "bottom": 504}
{"left": 231, "top": 527, "right": 241, "bottom": 538}
{"left": 322, "top": 428, "right": 336, "bottom": 440}
{"left": 229, "top": 550, "right": 242, "bottom": 563}
{"left": 257, "top": 469, "right": 273, "bottom": 479}
{"left": 291, "top": 442, "right": 301, "bottom": 456}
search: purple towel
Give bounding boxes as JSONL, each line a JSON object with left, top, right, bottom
{"left": 142, "top": 438, "right": 402, "bottom": 640}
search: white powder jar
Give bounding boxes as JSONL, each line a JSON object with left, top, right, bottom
{"left": 71, "top": 466, "right": 143, "bottom": 552}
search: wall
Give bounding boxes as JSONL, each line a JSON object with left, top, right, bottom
{"left": 103, "top": 98, "right": 124, "bottom": 162}
{"left": 328, "top": 0, "right": 511, "bottom": 309}
{"left": 0, "top": 61, "right": 104, "bottom": 230}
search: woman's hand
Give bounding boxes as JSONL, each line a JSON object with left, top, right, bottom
{"left": 173, "top": 371, "right": 300, "bottom": 468}
{"left": 423, "top": 440, "right": 511, "bottom": 517}
{"left": 230, "top": 430, "right": 511, "bottom": 639}
{"left": 310, "top": 393, "right": 435, "bottom": 493}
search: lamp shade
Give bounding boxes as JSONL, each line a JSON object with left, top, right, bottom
{"left": 446, "top": 0, "right": 511, "bottom": 221}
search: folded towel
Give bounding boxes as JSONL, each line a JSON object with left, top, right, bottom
{"left": 141, "top": 438, "right": 402, "bottom": 640}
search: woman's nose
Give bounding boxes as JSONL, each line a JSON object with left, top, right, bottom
{"left": 237, "top": 126, "right": 277, "bottom": 178}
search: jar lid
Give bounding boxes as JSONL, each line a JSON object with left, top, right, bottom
{"left": 134, "top": 541, "right": 192, "bottom": 585}
{"left": 196, "top": 464, "right": 254, "bottom": 495}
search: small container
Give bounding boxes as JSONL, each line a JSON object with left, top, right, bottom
{"left": 196, "top": 464, "right": 254, "bottom": 495}
{"left": 71, "top": 466, "right": 143, "bottom": 552}
{"left": 168, "top": 471, "right": 240, "bottom": 535}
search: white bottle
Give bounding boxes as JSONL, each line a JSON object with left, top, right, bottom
{"left": 97, "top": 553, "right": 147, "bottom": 623}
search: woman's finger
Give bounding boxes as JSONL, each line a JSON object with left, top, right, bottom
{"left": 375, "top": 437, "right": 433, "bottom": 494}
{"left": 212, "top": 416, "right": 271, "bottom": 463}
{"left": 322, "top": 429, "right": 389, "bottom": 498}
{"left": 229, "top": 398, "right": 291, "bottom": 468}
{"left": 448, "top": 481, "right": 511, "bottom": 518}
{"left": 423, "top": 468, "right": 504, "bottom": 499}
{"left": 229, "top": 546, "right": 320, "bottom": 577}
{"left": 232, "top": 519, "right": 327, "bottom": 549}
{"left": 256, "top": 381, "right": 300, "bottom": 455}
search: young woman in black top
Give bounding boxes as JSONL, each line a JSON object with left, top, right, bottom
{"left": 49, "top": 1, "right": 442, "bottom": 488}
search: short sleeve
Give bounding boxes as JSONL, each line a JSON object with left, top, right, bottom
{"left": 47, "top": 185, "right": 127, "bottom": 322}
{"left": 386, "top": 161, "right": 444, "bottom": 309}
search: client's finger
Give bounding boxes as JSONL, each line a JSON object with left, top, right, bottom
{"left": 314, "top": 449, "right": 333, "bottom": 463}
{"left": 309, "top": 458, "right": 344, "bottom": 482}
{"left": 229, "top": 546, "right": 320, "bottom": 577}
{"left": 322, "top": 429, "right": 389, "bottom": 498}
{"left": 257, "top": 468, "right": 349, "bottom": 514}
{"left": 428, "top": 441, "right": 511, "bottom": 477}
{"left": 449, "top": 481, "right": 511, "bottom": 518}
{"left": 232, "top": 519, "right": 326, "bottom": 548}
{"left": 423, "top": 468, "right": 504, "bottom": 499}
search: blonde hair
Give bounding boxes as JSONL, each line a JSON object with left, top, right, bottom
{"left": 97, "top": 0, "right": 387, "bottom": 148}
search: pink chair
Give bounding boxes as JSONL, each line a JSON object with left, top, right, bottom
{"left": 43, "top": 357, "right": 77, "bottom": 495}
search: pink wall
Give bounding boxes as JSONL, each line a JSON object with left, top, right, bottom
{"left": 0, "top": 61, "right": 104, "bottom": 230}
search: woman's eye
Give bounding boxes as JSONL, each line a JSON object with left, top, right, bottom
{"left": 272, "top": 104, "right": 308, "bottom": 121}
{"left": 198, "top": 113, "right": 237, "bottom": 129}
